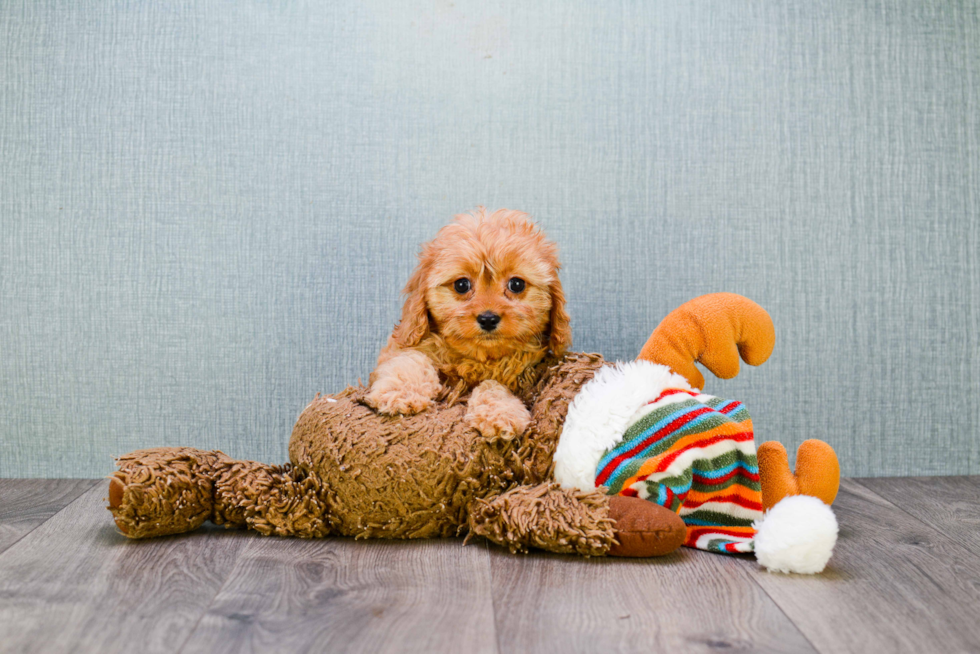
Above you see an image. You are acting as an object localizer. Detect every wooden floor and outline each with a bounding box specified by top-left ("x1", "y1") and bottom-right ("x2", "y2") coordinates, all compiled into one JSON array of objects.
[{"x1": 0, "y1": 478, "x2": 978, "y2": 653}]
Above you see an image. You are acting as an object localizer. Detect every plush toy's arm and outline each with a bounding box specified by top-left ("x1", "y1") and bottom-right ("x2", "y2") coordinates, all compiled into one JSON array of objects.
[
  {"x1": 467, "y1": 483, "x2": 615, "y2": 556},
  {"x1": 637, "y1": 292, "x2": 775, "y2": 390},
  {"x1": 467, "y1": 482, "x2": 686, "y2": 557}
]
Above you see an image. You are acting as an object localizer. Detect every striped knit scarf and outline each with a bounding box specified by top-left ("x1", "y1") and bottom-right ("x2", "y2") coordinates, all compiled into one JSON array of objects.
[{"x1": 595, "y1": 387, "x2": 762, "y2": 553}]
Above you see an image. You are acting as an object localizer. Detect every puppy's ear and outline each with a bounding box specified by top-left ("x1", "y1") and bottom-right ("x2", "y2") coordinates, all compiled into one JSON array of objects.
[
  {"x1": 547, "y1": 277, "x2": 572, "y2": 357},
  {"x1": 391, "y1": 258, "x2": 431, "y2": 348}
]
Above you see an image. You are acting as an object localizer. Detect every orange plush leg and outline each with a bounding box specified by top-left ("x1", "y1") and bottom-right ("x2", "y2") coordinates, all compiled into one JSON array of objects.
[{"x1": 757, "y1": 439, "x2": 840, "y2": 511}]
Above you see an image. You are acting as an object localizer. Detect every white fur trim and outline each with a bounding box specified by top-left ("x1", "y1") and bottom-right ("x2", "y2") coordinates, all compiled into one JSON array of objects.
[
  {"x1": 753, "y1": 495, "x2": 838, "y2": 574},
  {"x1": 552, "y1": 360, "x2": 694, "y2": 491}
]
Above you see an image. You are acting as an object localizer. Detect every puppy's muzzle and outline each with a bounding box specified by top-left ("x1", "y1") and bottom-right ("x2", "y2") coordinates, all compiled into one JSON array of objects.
[{"x1": 477, "y1": 312, "x2": 501, "y2": 332}]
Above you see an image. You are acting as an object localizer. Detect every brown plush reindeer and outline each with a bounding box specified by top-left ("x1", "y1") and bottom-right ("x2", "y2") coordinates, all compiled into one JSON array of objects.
[{"x1": 108, "y1": 293, "x2": 839, "y2": 569}]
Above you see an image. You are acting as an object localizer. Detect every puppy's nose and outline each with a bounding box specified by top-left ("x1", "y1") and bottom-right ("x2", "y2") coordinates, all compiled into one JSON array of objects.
[{"x1": 477, "y1": 311, "x2": 501, "y2": 332}]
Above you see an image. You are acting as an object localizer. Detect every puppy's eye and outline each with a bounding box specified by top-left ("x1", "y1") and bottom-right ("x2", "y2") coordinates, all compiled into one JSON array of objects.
[
  {"x1": 507, "y1": 277, "x2": 526, "y2": 293},
  {"x1": 453, "y1": 278, "x2": 471, "y2": 294}
]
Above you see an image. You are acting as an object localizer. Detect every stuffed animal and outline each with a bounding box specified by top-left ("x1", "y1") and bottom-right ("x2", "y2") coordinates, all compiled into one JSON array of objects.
[
  {"x1": 555, "y1": 293, "x2": 840, "y2": 573},
  {"x1": 108, "y1": 293, "x2": 840, "y2": 573}
]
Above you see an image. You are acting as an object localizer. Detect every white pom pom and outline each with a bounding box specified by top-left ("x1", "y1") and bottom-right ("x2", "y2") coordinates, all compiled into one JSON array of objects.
[{"x1": 753, "y1": 495, "x2": 838, "y2": 574}]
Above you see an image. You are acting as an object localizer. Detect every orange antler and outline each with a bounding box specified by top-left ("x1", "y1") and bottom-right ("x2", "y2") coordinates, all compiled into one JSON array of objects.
[{"x1": 637, "y1": 293, "x2": 776, "y2": 390}]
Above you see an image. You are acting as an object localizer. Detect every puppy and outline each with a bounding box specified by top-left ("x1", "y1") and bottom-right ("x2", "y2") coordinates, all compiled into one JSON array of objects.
[{"x1": 365, "y1": 208, "x2": 571, "y2": 440}]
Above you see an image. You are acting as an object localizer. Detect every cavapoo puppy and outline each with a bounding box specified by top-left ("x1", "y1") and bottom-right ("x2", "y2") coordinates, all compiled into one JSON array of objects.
[{"x1": 365, "y1": 208, "x2": 571, "y2": 440}]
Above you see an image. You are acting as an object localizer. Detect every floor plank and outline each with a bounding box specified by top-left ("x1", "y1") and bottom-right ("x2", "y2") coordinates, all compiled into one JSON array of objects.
[
  {"x1": 3, "y1": 477, "x2": 979, "y2": 653},
  {"x1": 488, "y1": 544, "x2": 816, "y2": 654},
  {"x1": 0, "y1": 479, "x2": 97, "y2": 554},
  {"x1": 0, "y1": 483, "x2": 249, "y2": 654},
  {"x1": 855, "y1": 476, "x2": 980, "y2": 558},
  {"x1": 742, "y1": 479, "x2": 980, "y2": 654},
  {"x1": 179, "y1": 536, "x2": 498, "y2": 654}
]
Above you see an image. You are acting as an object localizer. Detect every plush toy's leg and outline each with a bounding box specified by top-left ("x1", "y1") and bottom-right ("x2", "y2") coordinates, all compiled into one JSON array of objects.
[
  {"x1": 466, "y1": 483, "x2": 686, "y2": 557},
  {"x1": 108, "y1": 448, "x2": 225, "y2": 539},
  {"x1": 757, "y1": 439, "x2": 840, "y2": 511},
  {"x1": 108, "y1": 447, "x2": 334, "y2": 539}
]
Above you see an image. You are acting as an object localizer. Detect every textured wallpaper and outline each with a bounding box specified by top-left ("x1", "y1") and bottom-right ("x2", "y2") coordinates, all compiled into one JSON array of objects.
[{"x1": 1, "y1": 0, "x2": 978, "y2": 478}]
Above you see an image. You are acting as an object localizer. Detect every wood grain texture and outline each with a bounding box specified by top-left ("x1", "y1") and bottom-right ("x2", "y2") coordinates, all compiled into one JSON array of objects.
[
  {"x1": 488, "y1": 545, "x2": 816, "y2": 654},
  {"x1": 3, "y1": 478, "x2": 980, "y2": 653},
  {"x1": 0, "y1": 483, "x2": 248, "y2": 654},
  {"x1": 743, "y1": 479, "x2": 980, "y2": 654},
  {"x1": 0, "y1": 479, "x2": 96, "y2": 554},
  {"x1": 855, "y1": 476, "x2": 980, "y2": 558},
  {"x1": 179, "y1": 537, "x2": 497, "y2": 654}
]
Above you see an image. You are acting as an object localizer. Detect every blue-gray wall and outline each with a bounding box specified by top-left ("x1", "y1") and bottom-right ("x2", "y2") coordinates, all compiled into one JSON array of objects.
[{"x1": 2, "y1": 1, "x2": 978, "y2": 478}]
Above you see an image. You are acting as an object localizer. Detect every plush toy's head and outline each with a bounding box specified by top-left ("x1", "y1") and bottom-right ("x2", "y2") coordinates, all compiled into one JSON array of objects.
[{"x1": 391, "y1": 208, "x2": 572, "y2": 361}]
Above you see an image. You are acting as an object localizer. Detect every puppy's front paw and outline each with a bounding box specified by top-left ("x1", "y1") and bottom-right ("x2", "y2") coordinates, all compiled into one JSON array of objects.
[
  {"x1": 466, "y1": 380, "x2": 531, "y2": 441},
  {"x1": 366, "y1": 385, "x2": 434, "y2": 416},
  {"x1": 365, "y1": 350, "x2": 441, "y2": 416}
]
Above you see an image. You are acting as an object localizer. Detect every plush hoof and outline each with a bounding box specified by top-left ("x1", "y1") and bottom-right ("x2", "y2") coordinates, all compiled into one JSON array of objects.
[
  {"x1": 758, "y1": 439, "x2": 840, "y2": 511},
  {"x1": 607, "y1": 496, "x2": 687, "y2": 557},
  {"x1": 107, "y1": 476, "x2": 129, "y2": 535}
]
